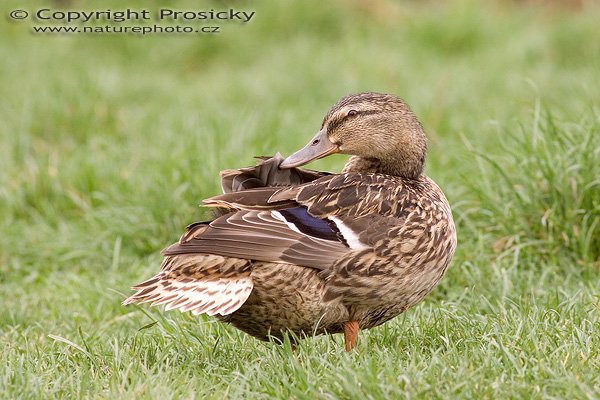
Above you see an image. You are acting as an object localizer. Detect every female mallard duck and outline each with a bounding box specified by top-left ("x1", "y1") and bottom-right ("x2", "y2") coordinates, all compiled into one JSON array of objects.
[{"x1": 124, "y1": 92, "x2": 457, "y2": 351}]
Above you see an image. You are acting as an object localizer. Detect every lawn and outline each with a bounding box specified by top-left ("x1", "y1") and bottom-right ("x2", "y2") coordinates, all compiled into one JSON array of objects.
[{"x1": 1, "y1": 0, "x2": 599, "y2": 398}]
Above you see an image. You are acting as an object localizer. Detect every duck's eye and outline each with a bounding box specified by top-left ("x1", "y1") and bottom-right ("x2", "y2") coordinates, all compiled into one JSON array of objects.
[{"x1": 347, "y1": 110, "x2": 358, "y2": 117}]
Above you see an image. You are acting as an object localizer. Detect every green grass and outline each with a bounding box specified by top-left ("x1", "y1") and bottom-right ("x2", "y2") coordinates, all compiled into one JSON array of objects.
[{"x1": 1, "y1": 0, "x2": 600, "y2": 398}]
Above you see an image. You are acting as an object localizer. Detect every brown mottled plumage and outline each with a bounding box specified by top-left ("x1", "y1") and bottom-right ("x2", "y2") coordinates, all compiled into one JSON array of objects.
[{"x1": 123, "y1": 92, "x2": 457, "y2": 351}]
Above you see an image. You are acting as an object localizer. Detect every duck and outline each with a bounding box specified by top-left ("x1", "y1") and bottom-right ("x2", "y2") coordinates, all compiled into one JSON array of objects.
[{"x1": 123, "y1": 92, "x2": 457, "y2": 351}]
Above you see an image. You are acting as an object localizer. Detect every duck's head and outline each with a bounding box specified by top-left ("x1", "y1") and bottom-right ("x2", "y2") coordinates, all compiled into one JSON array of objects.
[{"x1": 280, "y1": 92, "x2": 427, "y2": 179}]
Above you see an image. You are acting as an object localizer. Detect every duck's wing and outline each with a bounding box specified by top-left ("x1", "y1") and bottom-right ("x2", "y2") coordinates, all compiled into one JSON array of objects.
[
  {"x1": 162, "y1": 208, "x2": 351, "y2": 270},
  {"x1": 159, "y1": 154, "x2": 353, "y2": 270},
  {"x1": 206, "y1": 171, "x2": 409, "y2": 248},
  {"x1": 198, "y1": 171, "x2": 414, "y2": 272}
]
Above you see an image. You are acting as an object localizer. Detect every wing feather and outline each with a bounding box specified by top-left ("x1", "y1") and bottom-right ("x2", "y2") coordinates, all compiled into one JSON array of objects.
[{"x1": 163, "y1": 209, "x2": 351, "y2": 270}]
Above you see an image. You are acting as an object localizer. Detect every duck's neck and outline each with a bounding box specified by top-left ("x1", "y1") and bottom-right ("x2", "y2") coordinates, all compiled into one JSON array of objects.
[{"x1": 342, "y1": 155, "x2": 424, "y2": 179}]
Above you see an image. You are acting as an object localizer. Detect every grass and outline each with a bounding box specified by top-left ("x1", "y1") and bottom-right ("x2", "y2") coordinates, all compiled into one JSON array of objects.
[
  {"x1": 1, "y1": 0, "x2": 600, "y2": 398},
  {"x1": 465, "y1": 104, "x2": 600, "y2": 265}
]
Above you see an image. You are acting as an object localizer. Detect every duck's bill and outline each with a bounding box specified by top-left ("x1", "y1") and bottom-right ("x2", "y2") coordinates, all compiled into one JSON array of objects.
[{"x1": 279, "y1": 128, "x2": 339, "y2": 169}]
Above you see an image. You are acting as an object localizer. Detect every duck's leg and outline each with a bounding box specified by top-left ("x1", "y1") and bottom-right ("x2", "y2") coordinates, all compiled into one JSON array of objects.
[{"x1": 343, "y1": 320, "x2": 359, "y2": 351}]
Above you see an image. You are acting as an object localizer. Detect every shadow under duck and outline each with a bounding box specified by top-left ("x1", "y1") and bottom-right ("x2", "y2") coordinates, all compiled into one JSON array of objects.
[{"x1": 124, "y1": 92, "x2": 457, "y2": 351}]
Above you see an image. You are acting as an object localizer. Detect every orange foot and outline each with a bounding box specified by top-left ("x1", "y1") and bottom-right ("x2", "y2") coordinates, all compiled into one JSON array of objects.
[{"x1": 343, "y1": 320, "x2": 359, "y2": 352}]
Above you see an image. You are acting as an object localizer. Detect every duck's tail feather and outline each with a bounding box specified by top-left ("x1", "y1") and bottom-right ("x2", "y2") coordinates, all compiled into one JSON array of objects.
[{"x1": 122, "y1": 254, "x2": 253, "y2": 316}]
